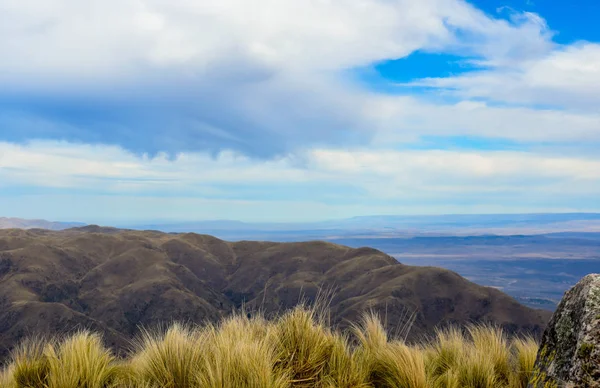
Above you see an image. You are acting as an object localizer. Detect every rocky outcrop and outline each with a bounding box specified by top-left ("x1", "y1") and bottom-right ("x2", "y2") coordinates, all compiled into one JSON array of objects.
[{"x1": 530, "y1": 274, "x2": 600, "y2": 387}]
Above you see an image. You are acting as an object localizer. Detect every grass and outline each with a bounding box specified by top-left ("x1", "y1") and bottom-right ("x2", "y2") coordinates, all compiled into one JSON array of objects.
[
  {"x1": 0, "y1": 306, "x2": 539, "y2": 388},
  {"x1": 2, "y1": 332, "x2": 123, "y2": 388}
]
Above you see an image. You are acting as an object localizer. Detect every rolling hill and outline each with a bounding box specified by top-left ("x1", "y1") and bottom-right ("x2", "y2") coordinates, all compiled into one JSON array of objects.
[{"x1": 0, "y1": 227, "x2": 551, "y2": 360}]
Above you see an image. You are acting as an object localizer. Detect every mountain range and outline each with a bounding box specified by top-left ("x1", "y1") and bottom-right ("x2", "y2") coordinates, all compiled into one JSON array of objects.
[
  {"x1": 0, "y1": 226, "x2": 551, "y2": 361},
  {"x1": 0, "y1": 217, "x2": 84, "y2": 231},
  {"x1": 124, "y1": 213, "x2": 600, "y2": 241},
  {"x1": 5, "y1": 213, "x2": 600, "y2": 239}
]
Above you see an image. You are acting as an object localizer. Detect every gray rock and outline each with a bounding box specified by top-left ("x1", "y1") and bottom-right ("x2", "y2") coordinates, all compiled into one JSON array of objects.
[{"x1": 530, "y1": 274, "x2": 600, "y2": 387}]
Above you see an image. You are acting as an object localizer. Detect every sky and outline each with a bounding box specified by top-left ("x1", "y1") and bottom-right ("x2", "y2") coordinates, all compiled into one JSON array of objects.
[{"x1": 1, "y1": 0, "x2": 600, "y2": 223}]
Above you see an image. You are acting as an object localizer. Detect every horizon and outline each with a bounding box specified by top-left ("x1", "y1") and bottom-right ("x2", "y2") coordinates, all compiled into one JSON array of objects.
[
  {"x1": 98, "y1": 211, "x2": 600, "y2": 227},
  {"x1": 2, "y1": 0, "x2": 600, "y2": 220},
  {"x1": 4, "y1": 211, "x2": 600, "y2": 228}
]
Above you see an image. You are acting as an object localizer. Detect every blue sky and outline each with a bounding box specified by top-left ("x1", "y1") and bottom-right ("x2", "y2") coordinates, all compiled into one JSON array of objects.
[{"x1": 1, "y1": 0, "x2": 600, "y2": 223}]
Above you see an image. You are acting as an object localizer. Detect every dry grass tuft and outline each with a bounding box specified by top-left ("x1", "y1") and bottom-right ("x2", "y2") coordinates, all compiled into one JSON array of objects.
[
  {"x1": 425, "y1": 327, "x2": 467, "y2": 385},
  {"x1": 320, "y1": 332, "x2": 370, "y2": 388},
  {"x1": 44, "y1": 331, "x2": 121, "y2": 388},
  {"x1": 468, "y1": 325, "x2": 511, "y2": 386},
  {"x1": 510, "y1": 337, "x2": 539, "y2": 388},
  {"x1": 4, "y1": 337, "x2": 51, "y2": 388},
  {"x1": 1, "y1": 307, "x2": 541, "y2": 388},
  {"x1": 129, "y1": 323, "x2": 204, "y2": 388},
  {"x1": 355, "y1": 313, "x2": 428, "y2": 388},
  {"x1": 197, "y1": 314, "x2": 289, "y2": 388},
  {"x1": 1, "y1": 331, "x2": 122, "y2": 388},
  {"x1": 425, "y1": 325, "x2": 538, "y2": 388},
  {"x1": 273, "y1": 307, "x2": 336, "y2": 386}
]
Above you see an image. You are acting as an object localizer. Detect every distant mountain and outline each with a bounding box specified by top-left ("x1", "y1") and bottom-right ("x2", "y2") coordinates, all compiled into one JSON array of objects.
[
  {"x1": 126, "y1": 213, "x2": 600, "y2": 241},
  {"x1": 0, "y1": 217, "x2": 85, "y2": 230},
  {"x1": 0, "y1": 227, "x2": 550, "y2": 360}
]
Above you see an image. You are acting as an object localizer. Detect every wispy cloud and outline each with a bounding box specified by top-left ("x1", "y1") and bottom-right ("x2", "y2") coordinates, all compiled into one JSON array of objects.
[
  {"x1": 408, "y1": 43, "x2": 600, "y2": 111},
  {"x1": 1, "y1": 141, "x2": 599, "y2": 221}
]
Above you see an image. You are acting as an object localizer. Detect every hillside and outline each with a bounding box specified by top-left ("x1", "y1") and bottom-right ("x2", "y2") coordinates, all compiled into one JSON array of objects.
[{"x1": 0, "y1": 227, "x2": 551, "y2": 360}]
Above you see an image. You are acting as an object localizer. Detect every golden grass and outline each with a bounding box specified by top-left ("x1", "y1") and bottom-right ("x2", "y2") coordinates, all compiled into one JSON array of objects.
[
  {"x1": 1, "y1": 331, "x2": 122, "y2": 388},
  {"x1": 510, "y1": 337, "x2": 539, "y2": 388},
  {"x1": 0, "y1": 307, "x2": 540, "y2": 388},
  {"x1": 129, "y1": 323, "x2": 205, "y2": 388},
  {"x1": 354, "y1": 314, "x2": 428, "y2": 388},
  {"x1": 197, "y1": 314, "x2": 288, "y2": 388},
  {"x1": 3, "y1": 337, "x2": 50, "y2": 388}
]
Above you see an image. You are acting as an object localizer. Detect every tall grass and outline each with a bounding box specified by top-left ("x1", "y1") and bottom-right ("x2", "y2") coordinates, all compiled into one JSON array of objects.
[
  {"x1": 1, "y1": 331, "x2": 122, "y2": 388},
  {"x1": 197, "y1": 314, "x2": 288, "y2": 388},
  {"x1": 129, "y1": 323, "x2": 207, "y2": 388},
  {"x1": 4, "y1": 337, "x2": 50, "y2": 388},
  {"x1": 510, "y1": 337, "x2": 539, "y2": 388},
  {"x1": 0, "y1": 306, "x2": 540, "y2": 388},
  {"x1": 354, "y1": 314, "x2": 428, "y2": 388}
]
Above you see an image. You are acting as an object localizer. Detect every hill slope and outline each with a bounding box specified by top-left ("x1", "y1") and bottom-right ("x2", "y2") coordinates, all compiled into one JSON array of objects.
[{"x1": 0, "y1": 227, "x2": 551, "y2": 360}]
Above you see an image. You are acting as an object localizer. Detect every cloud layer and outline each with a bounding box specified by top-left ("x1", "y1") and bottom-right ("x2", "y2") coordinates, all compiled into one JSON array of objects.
[
  {"x1": 1, "y1": 140, "x2": 599, "y2": 221},
  {"x1": 0, "y1": 0, "x2": 599, "y2": 220},
  {"x1": 0, "y1": 0, "x2": 559, "y2": 156}
]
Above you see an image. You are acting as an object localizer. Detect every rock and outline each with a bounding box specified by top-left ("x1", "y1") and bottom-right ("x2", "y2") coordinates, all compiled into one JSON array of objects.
[{"x1": 530, "y1": 274, "x2": 600, "y2": 387}]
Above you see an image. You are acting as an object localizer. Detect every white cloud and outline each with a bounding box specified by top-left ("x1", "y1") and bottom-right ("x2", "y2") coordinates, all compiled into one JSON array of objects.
[
  {"x1": 0, "y1": 141, "x2": 312, "y2": 190},
  {"x1": 1, "y1": 0, "x2": 600, "y2": 221},
  {"x1": 409, "y1": 43, "x2": 600, "y2": 111},
  {"x1": 308, "y1": 148, "x2": 600, "y2": 200},
  {"x1": 0, "y1": 0, "x2": 550, "y2": 82},
  {"x1": 1, "y1": 0, "x2": 590, "y2": 157},
  {"x1": 366, "y1": 96, "x2": 600, "y2": 144},
  {"x1": 2, "y1": 140, "x2": 600, "y2": 199}
]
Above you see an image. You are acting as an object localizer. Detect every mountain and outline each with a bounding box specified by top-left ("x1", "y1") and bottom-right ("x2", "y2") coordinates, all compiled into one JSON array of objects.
[
  {"x1": 0, "y1": 217, "x2": 85, "y2": 230},
  {"x1": 126, "y1": 213, "x2": 600, "y2": 241},
  {"x1": 0, "y1": 227, "x2": 551, "y2": 360}
]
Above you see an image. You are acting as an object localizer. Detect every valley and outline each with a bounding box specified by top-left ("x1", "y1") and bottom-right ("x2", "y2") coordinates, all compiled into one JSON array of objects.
[{"x1": 329, "y1": 234, "x2": 600, "y2": 310}]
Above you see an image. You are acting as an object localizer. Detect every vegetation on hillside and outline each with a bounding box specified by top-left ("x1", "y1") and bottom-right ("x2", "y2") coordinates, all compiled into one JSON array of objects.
[
  {"x1": 0, "y1": 305, "x2": 538, "y2": 388},
  {"x1": 0, "y1": 228, "x2": 550, "y2": 363}
]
